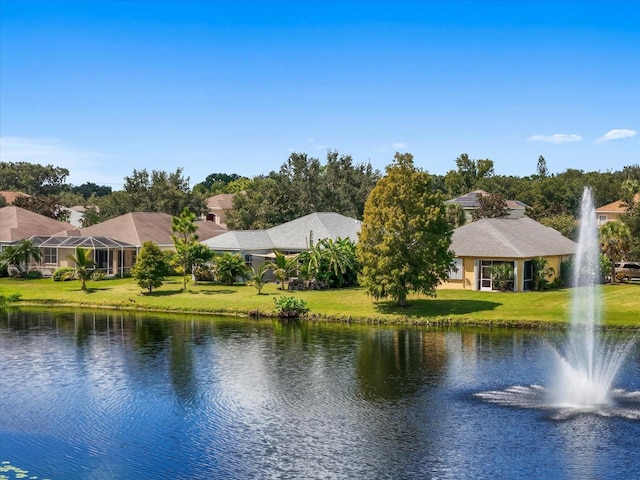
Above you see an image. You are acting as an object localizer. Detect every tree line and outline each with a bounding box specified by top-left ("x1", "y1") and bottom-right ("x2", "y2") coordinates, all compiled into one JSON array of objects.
[{"x1": 1, "y1": 153, "x2": 639, "y2": 249}]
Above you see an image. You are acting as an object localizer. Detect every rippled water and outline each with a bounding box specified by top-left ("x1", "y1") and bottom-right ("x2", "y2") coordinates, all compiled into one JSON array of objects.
[{"x1": 1, "y1": 309, "x2": 639, "y2": 479}]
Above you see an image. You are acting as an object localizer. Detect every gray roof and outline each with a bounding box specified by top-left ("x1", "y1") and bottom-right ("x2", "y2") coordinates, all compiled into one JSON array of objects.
[
  {"x1": 445, "y1": 189, "x2": 528, "y2": 210},
  {"x1": 202, "y1": 212, "x2": 362, "y2": 252},
  {"x1": 451, "y1": 217, "x2": 577, "y2": 258}
]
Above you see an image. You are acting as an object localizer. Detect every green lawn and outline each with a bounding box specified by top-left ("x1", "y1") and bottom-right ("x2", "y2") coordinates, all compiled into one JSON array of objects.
[{"x1": 1, "y1": 277, "x2": 639, "y2": 328}]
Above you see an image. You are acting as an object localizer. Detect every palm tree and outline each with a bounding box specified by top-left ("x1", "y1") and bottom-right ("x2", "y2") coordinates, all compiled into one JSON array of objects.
[
  {"x1": 267, "y1": 250, "x2": 298, "y2": 290},
  {"x1": 66, "y1": 247, "x2": 95, "y2": 291},
  {"x1": 250, "y1": 262, "x2": 271, "y2": 294},
  {"x1": 599, "y1": 222, "x2": 632, "y2": 282},
  {"x1": 213, "y1": 252, "x2": 250, "y2": 286},
  {"x1": 0, "y1": 239, "x2": 41, "y2": 276}
]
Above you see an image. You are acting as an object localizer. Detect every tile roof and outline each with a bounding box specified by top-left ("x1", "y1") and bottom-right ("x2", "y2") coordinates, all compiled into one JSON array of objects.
[
  {"x1": 596, "y1": 194, "x2": 640, "y2": 213},
  {"x1": 451, "y1": 217, "x2": 577, "y2": 258},
  {"x1": 202, "y1": 212, "x2": 362, "y2": 252},
  {"x1": 0, "y1": 191, "x2": 31, "y2": 204},
  {"x1": 207, "y1": 193, "x2": 235, "y2": 211},
  {"x1": 80, "y1": 212, "x2": 226, "y2": 247},
  {"x1": 0, "y1": 206, "x2": 75, "y2": 243}
]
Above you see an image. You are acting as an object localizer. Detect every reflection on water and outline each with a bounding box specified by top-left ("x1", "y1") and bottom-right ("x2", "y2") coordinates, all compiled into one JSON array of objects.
[{"x1": 1, "y1": 309, "x2": 639, "y2": 479}]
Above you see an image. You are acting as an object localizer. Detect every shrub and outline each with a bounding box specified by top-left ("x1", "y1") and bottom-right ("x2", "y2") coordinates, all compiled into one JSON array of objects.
[
  {"x1": 194, "y1": 264, "x2": 215, "y2": 282},
  {"x1": 0, "y1": 293, "x2": 21, "y2": 309},
  {"x1": 273, "y1": 296, "x2": 309, "y2": 318},
  {"x1": 92, "y1": 271, "x2": 107, "y2": 281},
  {"x1": 53, "y1": 267, "x2": 75, "y2": 282},
  {"x1": 25, "y1": 270, "x2": 43, "y2": 279}
]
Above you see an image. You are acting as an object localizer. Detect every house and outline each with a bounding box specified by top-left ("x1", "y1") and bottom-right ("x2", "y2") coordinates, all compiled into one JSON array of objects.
[
  {"x1": 444, "y1": 217, "x2": 577, "y2": 292},
  {"x1": 29, "y1": 235, "x2": 136, "y2": 276},
  {"x1": 205, "y1": 193, "x2": 235, "y2": 227},
  {"x1": 80, "y1": 212, "x2": 227, "y2": 251},
  {"x1": 1, "y1": 206, "x2": 137, "y2": 276},
  {"x1": 0, "y1": 206, "x2": 75, "y2": 250},
  {"x1": 0, "y1": 191, "x2": 31, "y2": 205},
  {"x1": 1, "y1": 208, "x2": 227, "y2": 276},
  {"x1": 595, "y1": 194, "x2": 639, "y2": 226},
  {"x1": 201, "y1": 212, "x2": 362, "y2": 271},
  {"x1": 445, "y1": 190, "x2": 528, "y2": 221}
]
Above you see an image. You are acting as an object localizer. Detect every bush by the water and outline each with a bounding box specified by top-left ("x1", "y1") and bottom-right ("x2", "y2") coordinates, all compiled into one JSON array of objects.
[{"x1": 273, "y1": 296, "x2": 309, "y2": 318}]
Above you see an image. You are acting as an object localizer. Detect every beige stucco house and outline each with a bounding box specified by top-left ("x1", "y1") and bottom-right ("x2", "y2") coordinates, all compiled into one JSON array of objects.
[
  {"x1": 444, "y1": 217, "x2": 577, "y2": 292},
  {"x1": 595, "y1": 194, "x2": 639, "y2": 227}
]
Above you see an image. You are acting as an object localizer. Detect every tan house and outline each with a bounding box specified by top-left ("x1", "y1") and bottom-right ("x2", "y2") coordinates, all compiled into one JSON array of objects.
[
  {"x1": 2, "y1": 208, "x2": 226, "y2": 276},
  {"x1": 205, "y1": 193, "x2": 235, "y2": 227},
  {"x1": 0, "y1": 206, "x2": 134, "y2": 276},
  {"x1": 444, "y1": 217, "x2": 577, "y2": 292},
  {"x1": 595, "y1": 194, "x2": 639, "y2": 227},
  {"x1": 1, "y1": 206, "x2": 75, "y2": 249}
]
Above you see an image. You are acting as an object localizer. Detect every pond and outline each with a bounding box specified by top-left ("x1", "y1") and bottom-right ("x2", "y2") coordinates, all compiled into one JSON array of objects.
[{"x1": 1, "y1": 309, "x2": 639, "y2": 479}]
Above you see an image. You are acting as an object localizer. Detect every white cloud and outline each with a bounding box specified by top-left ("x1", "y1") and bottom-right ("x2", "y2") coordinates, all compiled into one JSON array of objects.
[
  {"x1": 0, "y1": 136, "x2": 118, "y2": 186},
  {"x1": 528, "y1": 134, "x2": 582, "y2": 144},
  {"x1": 391, "y1": 142, "x2": 408, "y2": 149},
  {"x1": 595, "y1": 129, "x2": 637, "y2": 144}
]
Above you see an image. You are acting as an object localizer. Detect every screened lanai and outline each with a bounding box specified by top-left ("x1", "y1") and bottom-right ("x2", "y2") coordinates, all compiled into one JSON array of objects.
[{"x1": 29, "y1": 235, "x2": 136, "y2": 276}]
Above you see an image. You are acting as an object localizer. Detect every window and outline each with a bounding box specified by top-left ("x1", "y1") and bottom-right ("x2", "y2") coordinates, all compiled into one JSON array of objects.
[
  {"x1": 598, "y1": 215, "x2": 607, "y2": 226},
  {"x1": 449, "y1": 258, "x2": 463, "y2": 280},
  {"x1": 43, "y1": 248, "x2": 57, "y2": 264}
]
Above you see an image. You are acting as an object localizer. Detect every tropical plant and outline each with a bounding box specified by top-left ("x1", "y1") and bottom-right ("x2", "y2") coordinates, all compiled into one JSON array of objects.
[
  {"x1": 0, "y1": 239, "x2": 43, "y2": 277},
  {"x1": 532, "y1": 257, "x2": 555, "y2": 291},
  {"x1": 489, "y1": 262, "x2": 514, "y2": 292},
  {"x1": 65, "y1": 247, "x2": 95, "y2": 291},
  {"x1": 131, "y1": 241, "x2": 170, "y2": 293},
  {"x1": 250, "y1": 262, "x2": 272, "y2": 294},
  {"x1": 599, "y1": 221, "x2": 632, "y2": 283},
  {"x1": 212, "y1": 252, "x2": 251, "y2": 286},
  {"x1": 268, "y1": 250, "x2": 298, "y2": 290},
  {"x1": 273, "y1": 296, "x2": 309, "y2": 318},
  {"x1": 357, "y1": 153, "x2": 454, "y2": 306},
  {"x1": 0, "y1": 293, "x2": 21, "y2": 310}
]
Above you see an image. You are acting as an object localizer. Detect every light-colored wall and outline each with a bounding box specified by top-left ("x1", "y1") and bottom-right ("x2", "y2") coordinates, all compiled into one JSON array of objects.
[{"x1": 441, "y1": 255, "x2": 569, "y2": 292}]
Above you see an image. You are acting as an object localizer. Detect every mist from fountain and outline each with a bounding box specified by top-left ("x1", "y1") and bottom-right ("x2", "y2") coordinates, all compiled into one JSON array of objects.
[
  {"x1": 476, "y1": 187, "x2": 638, "y2": 419},
  {"x1": 549, "y1": 187, "x2": 632, "y2": 407}
]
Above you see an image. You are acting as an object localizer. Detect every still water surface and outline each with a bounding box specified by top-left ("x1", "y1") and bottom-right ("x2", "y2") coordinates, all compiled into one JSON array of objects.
[{"x1": 1, "y1": 309, "x2": 639, "y2": 479}]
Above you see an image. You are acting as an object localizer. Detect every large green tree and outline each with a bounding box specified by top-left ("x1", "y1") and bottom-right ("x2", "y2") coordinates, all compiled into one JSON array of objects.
[
  {"x1": 13, "y1": 195, "x2": 70, "y2": 221},
  {"x1": 95, "y1": 168, "x2": 207, "y2": 221},
  {"x1": 0, "y1": 161, "x2": 69, "y2": 195},
  {"x1": 171, "y1": 208, "x2": 200, "y2": 292},
  {"x1": 132, "y1": 241, "x2": 170, "y2": 292},
  {"x1": 226, "y1": 151, "x2": 380, "y2": 229},
  {"x1": 357, "y1": 153, "x2": 454, "y2": 306},
  {"x1": 444, "y1": 154, "x2": 494, "y2": 196}
]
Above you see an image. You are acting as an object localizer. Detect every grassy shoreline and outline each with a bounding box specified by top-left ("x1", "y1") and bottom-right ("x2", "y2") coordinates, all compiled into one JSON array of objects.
[{"x1": 1, "y1": 277, "x2": 640, "y2": 328}]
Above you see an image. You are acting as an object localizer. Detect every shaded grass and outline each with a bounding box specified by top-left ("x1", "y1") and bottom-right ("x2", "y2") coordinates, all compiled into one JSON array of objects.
[{"x1": 1, "y1": 277, "x2": 639, "y2": 328}]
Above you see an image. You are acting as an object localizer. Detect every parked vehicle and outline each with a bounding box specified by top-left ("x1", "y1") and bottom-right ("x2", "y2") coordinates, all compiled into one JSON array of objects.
[{"x1": 614, "y1": 262, "x2": 640, "y2": 282}]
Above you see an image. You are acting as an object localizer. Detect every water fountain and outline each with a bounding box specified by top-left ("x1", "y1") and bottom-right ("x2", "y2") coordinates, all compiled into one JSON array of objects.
[{"x1": 477, "y1": 187, "x2": 638, "y2": 418}]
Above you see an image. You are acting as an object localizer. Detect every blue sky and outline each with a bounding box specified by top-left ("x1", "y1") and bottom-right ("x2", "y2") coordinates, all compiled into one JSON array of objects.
[{"x1": 1, "y1": 0, "x2": 638, "y2": 188}]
